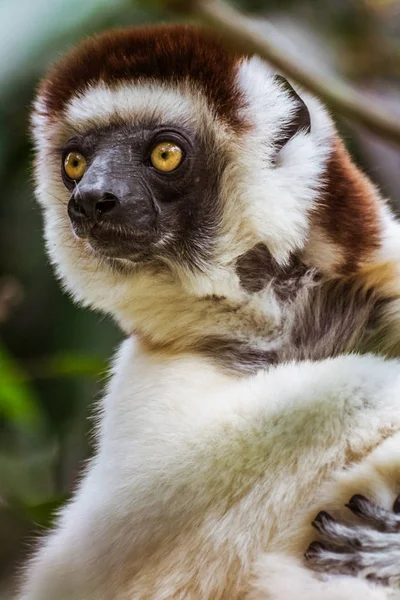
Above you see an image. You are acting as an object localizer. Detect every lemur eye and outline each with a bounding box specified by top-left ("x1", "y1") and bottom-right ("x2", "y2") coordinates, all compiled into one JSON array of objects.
[
  {"x1": 64, "y1": 151, "x2": 87, "y2": 181},
  {"x1": 150, "y1": 142, "x2": 183, "y2": 172}
]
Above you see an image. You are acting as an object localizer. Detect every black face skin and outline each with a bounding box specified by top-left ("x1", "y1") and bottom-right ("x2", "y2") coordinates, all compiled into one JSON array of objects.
[{"x1": 61, "y1": 123, "x2": 222, "y2": 269}]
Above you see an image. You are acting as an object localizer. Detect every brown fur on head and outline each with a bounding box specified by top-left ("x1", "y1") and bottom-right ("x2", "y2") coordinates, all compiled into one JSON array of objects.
[
  {"x1": 31, "y1": 24, "x2": 400, "y2": 373},
  {"x1": 37, "y1": 25, "x2": 246, "y2": 131}
]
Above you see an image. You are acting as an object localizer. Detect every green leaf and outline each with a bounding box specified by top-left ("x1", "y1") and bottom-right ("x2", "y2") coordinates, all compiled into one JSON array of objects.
[
  {"x1": 22, "y1": 495, "x2": 69, "y2": 528},
  {"x1": 0, "y1": 342, "x2": 40, "y2": 425},
  {"x1": 25, "y1": 354, "x2": 107, "y2": 380}
]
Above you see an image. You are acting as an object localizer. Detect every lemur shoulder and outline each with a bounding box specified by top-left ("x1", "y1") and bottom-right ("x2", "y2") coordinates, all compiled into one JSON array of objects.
[{"x1": 21, "y1": 24, "x2": 400, "y2": 600}]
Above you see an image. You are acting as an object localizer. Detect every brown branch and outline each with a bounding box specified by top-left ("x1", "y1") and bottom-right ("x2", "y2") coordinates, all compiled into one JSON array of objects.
[{"x1": 162, "y1": 0, "x2": 400, "y2": 146}]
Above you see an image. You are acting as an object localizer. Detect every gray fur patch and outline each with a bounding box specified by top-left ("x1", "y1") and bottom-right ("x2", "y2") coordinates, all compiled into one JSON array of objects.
[
  {"x1": 236, "y1": 244, "x2": 308, "y2": 297},
  {"x1": 199, "y1": 336, "x2": 278, "y2": 375},
  {"x1": 282, "y1": 279, "x2": 388, "y2": 362},
  {"x1": 202, "y1": 266, "x2": 389, "y2": 375}
]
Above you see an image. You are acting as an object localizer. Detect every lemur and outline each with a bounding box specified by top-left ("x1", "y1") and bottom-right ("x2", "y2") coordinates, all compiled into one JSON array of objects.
[{"x1": 20, "y1": 24, "x2": 400, "y2": 600}]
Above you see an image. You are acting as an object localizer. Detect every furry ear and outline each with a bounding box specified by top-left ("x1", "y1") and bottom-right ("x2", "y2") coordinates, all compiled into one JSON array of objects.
[{"x1": 274, "y1": 75, "x2": 311, "y2": 153}]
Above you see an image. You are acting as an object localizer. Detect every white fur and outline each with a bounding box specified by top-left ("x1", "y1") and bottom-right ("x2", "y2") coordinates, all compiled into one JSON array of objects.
[
  {"x1": 19, "y1": 345, "x2": 400, "y2": 599},
  {"x1": 64, "y1": 79, "x2": 231, "y2": 143},
  {"x1": 249, "y1": 554, "x2": 400, "y2": 600},
  {"x1": 23, "y1": 50, "x2": 400, "y2": 599},
  {"x1": 232, "y1": 57, "x2": 334, "y2": 265}
]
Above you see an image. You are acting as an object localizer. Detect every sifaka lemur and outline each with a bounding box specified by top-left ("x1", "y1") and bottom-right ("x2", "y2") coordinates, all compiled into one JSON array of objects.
[{"x1": 20, "y1": 24, "x2": 400, "y2": 600}]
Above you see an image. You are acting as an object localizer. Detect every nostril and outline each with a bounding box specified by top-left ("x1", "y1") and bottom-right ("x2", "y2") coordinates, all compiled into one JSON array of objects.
[
  {"x1": 72, "y1": 197, "x2": 87, "y2": 217},
  {"x1": 95, "y1": 193, "x2": 119, "y2": 216},
  {"x1": 96, "y1": 200, "x2": 117, "y2": 214}
]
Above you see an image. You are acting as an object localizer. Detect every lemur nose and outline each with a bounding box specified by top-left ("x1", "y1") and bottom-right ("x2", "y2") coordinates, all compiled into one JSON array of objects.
[{"x1": 68, "y1": 189, "x2": 120, "y2": 222}]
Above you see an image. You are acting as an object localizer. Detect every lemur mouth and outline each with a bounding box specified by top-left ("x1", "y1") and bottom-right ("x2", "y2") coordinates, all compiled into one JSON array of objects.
[{"x1": 72, "y1": 220, "x2": 159, "y2": 262}]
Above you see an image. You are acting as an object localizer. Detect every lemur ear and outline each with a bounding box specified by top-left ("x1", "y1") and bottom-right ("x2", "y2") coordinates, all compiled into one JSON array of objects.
[{"x1": 274, "y1": 75, "x2": 311, "y2": 154}]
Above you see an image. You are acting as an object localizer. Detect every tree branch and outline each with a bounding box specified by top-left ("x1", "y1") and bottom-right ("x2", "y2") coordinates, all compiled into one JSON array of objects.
[{"x1": 162, "y1": 0, "x2": 400, "y2": 146}]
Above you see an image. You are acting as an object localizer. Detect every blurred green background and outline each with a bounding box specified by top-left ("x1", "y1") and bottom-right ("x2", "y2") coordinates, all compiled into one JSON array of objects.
[{"x1": 0, "y1": 0, "x2": 399, "y2": 595}]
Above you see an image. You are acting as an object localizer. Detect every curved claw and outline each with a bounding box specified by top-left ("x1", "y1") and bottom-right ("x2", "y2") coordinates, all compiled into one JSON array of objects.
[{"x1": 346, "y1": 494, "x2": 400, "y2": 533}]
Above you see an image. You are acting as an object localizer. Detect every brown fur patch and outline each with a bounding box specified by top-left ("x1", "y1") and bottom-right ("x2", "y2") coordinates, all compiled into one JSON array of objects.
[
  {"x1": 357, "y1": 261, "x2": 397, "y2": 295},
  {"x1": 37, "y1": 24, "x2": 247, "y2": 131},
  {"x1": 315, "y1": 136, "x2": 381, "y2": 275}
]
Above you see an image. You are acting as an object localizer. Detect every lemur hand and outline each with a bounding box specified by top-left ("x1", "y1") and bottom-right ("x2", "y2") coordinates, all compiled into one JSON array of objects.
[{"x1": 305, "y1": 495, "x2": 400, "y2": 586}]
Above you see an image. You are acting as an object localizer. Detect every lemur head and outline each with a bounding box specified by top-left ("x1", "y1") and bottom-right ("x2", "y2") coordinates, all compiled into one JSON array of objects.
[{"x1": 32, "y1": 25, "x2": 384, "y2": 365}]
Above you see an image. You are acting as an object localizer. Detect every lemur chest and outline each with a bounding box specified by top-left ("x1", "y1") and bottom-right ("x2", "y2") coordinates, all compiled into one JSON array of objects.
[{"x1": 72, "y1": 348, "x2": 400, "y2": 600}]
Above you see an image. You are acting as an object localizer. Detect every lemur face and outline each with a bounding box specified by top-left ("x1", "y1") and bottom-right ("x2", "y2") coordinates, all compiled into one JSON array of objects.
[
  {"x1": 31, "y1": 25, "x2": 380, "y2": 325},
  {"x1": 61, "y1": 121, "x2": 221, "y2": 266}
]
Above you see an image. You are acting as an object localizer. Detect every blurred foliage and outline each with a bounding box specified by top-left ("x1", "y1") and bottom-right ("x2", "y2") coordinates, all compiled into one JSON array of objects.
[
  {"x1": 0, "y1": 342, "x2": 40, "y2": 425},
  {"x1": 0, "y1": 0, "x2": 399, "y2": 595}
]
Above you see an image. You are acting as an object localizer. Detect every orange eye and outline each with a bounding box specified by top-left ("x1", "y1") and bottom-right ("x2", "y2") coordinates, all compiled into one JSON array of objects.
[
  {"x1": 150, "y1": 142, "x2": 183, "y2": 172},
  {"x1": 64, "y1": 151, "x2": 87, "y2": 180}
]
